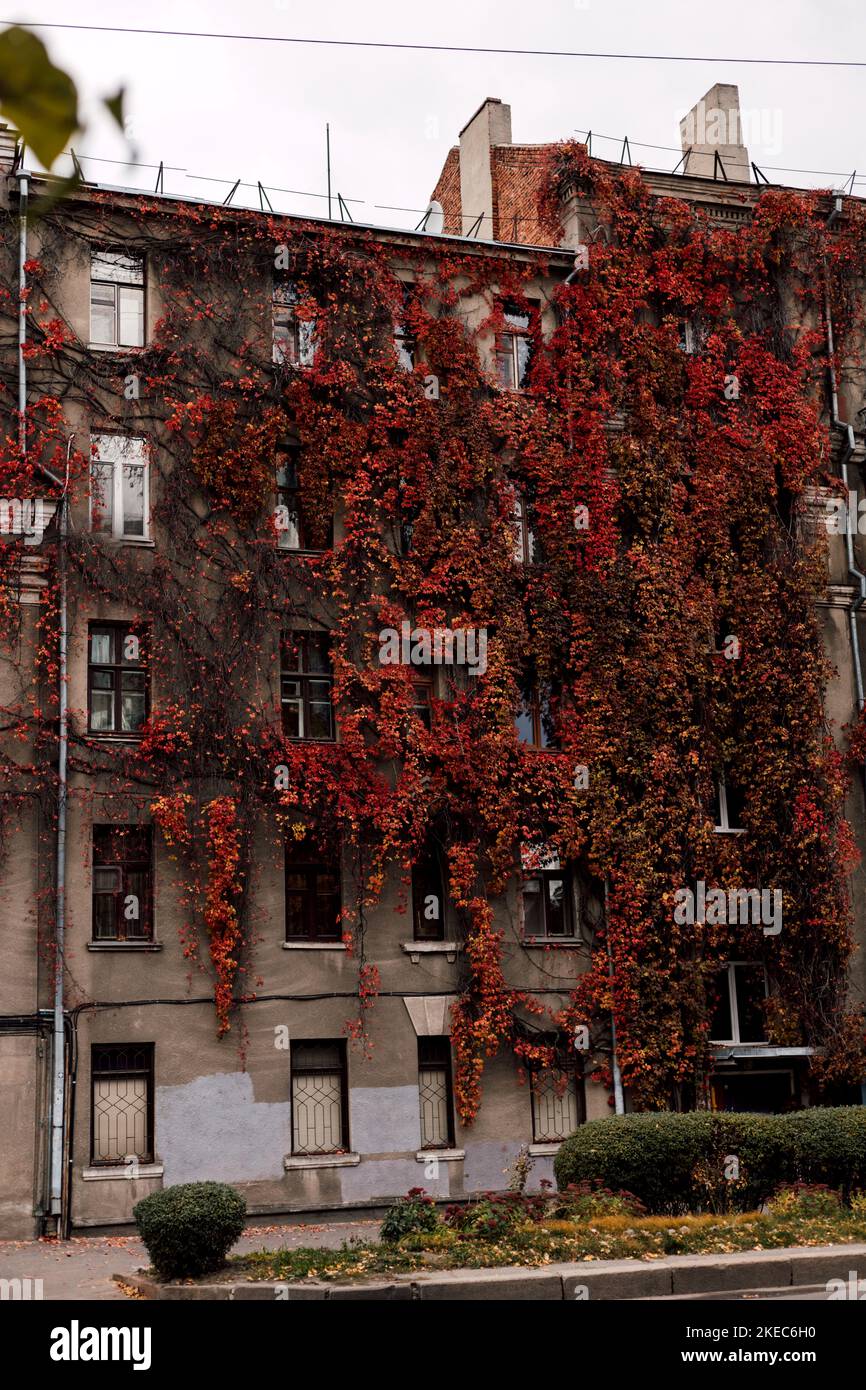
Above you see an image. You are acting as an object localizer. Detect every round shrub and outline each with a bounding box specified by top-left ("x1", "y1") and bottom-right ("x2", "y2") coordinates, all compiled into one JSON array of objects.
[
  {"x1": 767, "y1": 1183, "x2": 842, "y2": 1218},
  {"x1": 133, "y1": 1181, "x2": 247, "y2": 1280},
  {"x1": 783, "y1": 1106, "x2": 866, "y2": 1196},
  {"x1": 380, "y1": 1188, "x2": 440, "y2": 1242}
]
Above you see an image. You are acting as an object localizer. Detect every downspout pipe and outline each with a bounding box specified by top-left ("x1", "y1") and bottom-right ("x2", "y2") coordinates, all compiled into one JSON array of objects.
[
  {"x1": 824, "y1": 199, "x2": 866, "y2": 1107},
  {"x1": 824, "y1": 197, "x2": 866, "y2": 723},
  {"x1": 48, "y1": 439, "x2": 72, "y2": 1232},
  {"x1": 16, "y1": 170, "x2": 27, "y2": 457},
  {"x1": 603, "y1": 877, "x2": 626, "y2": 1115}
]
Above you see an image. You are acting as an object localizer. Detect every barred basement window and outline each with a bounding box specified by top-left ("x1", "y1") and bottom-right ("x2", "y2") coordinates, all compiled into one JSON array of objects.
[
  {"x1": 418, "y1": 1037, "x2": 455, "y2": 1149},
  {"x1": 90, "y1": 250, "x2": 145, "y2": 349},
  {"x1": 291, "y1": 1041, "x2": 348, "y2": 1154},
  {"x1": 92, "y1": 825, "x2": 153, "y2": 941},
  {"x1": 280, "y1": 632, "x2": 334, "y2": 741},
  {"x1": 530, "y1": 1065, "x2": 584, "y2": 1143},
  {"x1": 87, "y1": 623, "x2": 148, "y2": 736},
  {"x1": 91, "y1": 1044, "x2": 154, "y2": 1164}
]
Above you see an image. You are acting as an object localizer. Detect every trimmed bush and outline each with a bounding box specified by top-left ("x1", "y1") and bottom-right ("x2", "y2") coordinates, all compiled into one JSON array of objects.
[
  {"x1": 554, "y1": 1107, "x2": 866, "y2": 1214},
  {"x1": 133, "y1": 1181, "x2": 247, "y2": 1280}
]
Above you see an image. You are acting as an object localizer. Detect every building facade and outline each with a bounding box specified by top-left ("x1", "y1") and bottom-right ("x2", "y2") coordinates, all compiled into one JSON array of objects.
[{"x1": 2, "y1": 86, "x2": 866, "y2": 1238}]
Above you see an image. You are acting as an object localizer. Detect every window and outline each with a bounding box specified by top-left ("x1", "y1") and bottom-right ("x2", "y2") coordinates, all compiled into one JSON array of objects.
[
  {"x1": 530, "y1": 1063, "x2": 584, "y2": 1143},
  {"x1": 291, "y1": 1041, "x2": 348, "y2": 1154},
  {"x1": 90, "y1": 434, "x2": 149, "y2": 540},
  {"x1": 710, "y1": 963, "x2": 768, "y2": 1044},
  {"x1": 274, "y1": 447, "x2": 333, "y2": 552},
  {"x1": 496, "y1": 299, "x2": 536, "y2": 389},
  {"x1": 510, "y1": 484, "x2": 538, "y2": 564},
  {"x1": 412, "y1": 841, "x2": 446, "y2": 941},
  {"x1": 394, "y1": 282, "x2": 415, "y2": 370},
  {"x1": 90, "y1": 250, "x2": 144, "y2": 348},
  {"x1": 521, "y1": 850, "x2": 576, "y2": 939},
  {"x1": 273, "y1": 281, "x2": 315, "y2": 367},
  {"x1": 92, "y1": 825, "x2": 153, "y2": 941},
  {"x1": 280, "y1": 632, "x2": 334, "y2": 741},
  {"x1": 515, "y1": 680, "x2": 556, "y2": 749},
  {"x1": 714, "y1": 775, "x2": 745, "y2": 833},
  {"x1": 677, "y1": 319, "x2": 697, "y2": 354},
  {"x1": 88, "y1": 623, "x2": 148, "y2": 736},
  {"x1": 418, "y1": 1038, "x2": 455, "y2": 1149},
  {"x1": 91, "y1": 1044, "x2": 154, "y2": 1164},
  {"x1": 411, "y1": 676, "x2": 433, "y2": 730},
  {"x1": 285, "y1": 840, "x2": 341, "y2": 941}
]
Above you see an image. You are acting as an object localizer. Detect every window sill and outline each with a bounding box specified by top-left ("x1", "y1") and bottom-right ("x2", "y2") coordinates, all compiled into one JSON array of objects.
[
  {"x1": 87, "y1": 343, "x2": 146, "y2": 354},
  {"x1": 87, "y1": 941, "x2": 163, "y2": 952},
  {"x1": 401, "y1": 942, "x2": 461, "y2": 963},
  {"x1": 415, "y1": 1148, "x2": 464, "y2": 1163},
  {"x1": 522, "y1": 937, "x2": 582, "y2": 948},
  {"x1": 86, "y1": 735, "x2": 144, "y2": 745},
  {"x1": 528, "y1": 1142, "x2": 563, "y2": 1157},
  {"x1": 282, "y1": 941, "x2": 346, "y2": 951},
  {"x1": 82, "y1": 1162, "x2": 163, "y2": 1182},
  {"x1": 284, "y1": 1152, "x2": 360, "y2": 1171},
  {"x1": 713, "y1": 827, "x2": 747, "y2": 836}
]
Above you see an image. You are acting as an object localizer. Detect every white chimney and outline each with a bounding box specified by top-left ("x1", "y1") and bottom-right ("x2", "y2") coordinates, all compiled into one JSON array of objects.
[
  {"x1": 458, "y1": 97, "x2": 512, "y2": 237},
  {"x1": 679, "y1": 84, "x2": 750, "y2": 183}
]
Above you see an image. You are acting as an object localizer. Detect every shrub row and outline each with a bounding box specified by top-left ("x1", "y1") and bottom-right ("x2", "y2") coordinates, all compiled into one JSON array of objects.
[{"x1": 553, "y1": 1107, "x2": 866, "y2": 1213}]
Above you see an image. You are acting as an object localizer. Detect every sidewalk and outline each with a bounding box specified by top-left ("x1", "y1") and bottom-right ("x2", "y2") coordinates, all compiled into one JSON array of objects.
[{"x1": 0, "y1": 1218, "x2": 380, "y2": 1301}]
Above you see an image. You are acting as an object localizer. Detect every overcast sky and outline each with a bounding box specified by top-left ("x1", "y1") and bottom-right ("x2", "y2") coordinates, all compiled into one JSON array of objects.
[{"x1": 7, "y1": 0, "x2": 866, "y2": 229}]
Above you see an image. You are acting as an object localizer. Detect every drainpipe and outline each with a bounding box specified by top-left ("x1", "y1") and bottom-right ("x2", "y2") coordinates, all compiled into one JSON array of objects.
[
  {"x1": 16, "y1": 170, "x2": 27, "y2": 455},
  {"x1": 824, "y1": 197, "x2": 866, "y2": 723},
  {"x1": 604, "y1": 877, "x2": 626, "y2": 1114},
  {"x1": 825, "y1": 199, "x2": 866, "y2": 1107},
  {"x1": 48, "y1": 439, "x2": 72, "y2": 1232}
]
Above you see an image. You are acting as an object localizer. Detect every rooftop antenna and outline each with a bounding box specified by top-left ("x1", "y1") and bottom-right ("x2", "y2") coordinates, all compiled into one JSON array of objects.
[{"x1": 326, "y1": 123, "x2": 332, "y2": 220}]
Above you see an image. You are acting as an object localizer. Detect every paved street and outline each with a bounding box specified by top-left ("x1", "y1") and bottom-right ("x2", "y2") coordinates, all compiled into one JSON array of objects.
[{"x1": 0, "y1": 1219, "x2": 380, "y2": 1301}]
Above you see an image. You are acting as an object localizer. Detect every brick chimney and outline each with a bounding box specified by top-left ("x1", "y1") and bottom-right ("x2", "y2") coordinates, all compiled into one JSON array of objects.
[
  {"x1": 458, "y1": 97, "x2": 512, "y2": 237},
  {"x1": 679, "y1": 84, "x2": 750, "y2": 183}
]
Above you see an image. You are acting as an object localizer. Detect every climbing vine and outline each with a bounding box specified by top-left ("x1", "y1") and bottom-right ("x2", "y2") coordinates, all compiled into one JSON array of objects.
[{"x1": 2, "y1": 146, "x2": 866, "y2": 1120}]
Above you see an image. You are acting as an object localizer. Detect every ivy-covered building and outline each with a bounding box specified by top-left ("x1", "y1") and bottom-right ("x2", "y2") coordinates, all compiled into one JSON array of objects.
[{"x1": 1, "y1": 83, "x2": 866, "y2": 1239}]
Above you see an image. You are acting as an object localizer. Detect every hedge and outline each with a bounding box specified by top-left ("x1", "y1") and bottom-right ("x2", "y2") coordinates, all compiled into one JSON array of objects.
[
  {"x1": 133, "y1": 1181, "x2": 247, "y2": 1280},
  {"x1": 553, "y1": 1107, "x2": 866, "y2": 1213}
]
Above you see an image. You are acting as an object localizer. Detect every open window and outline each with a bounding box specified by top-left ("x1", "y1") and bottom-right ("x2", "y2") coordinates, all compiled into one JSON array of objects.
[
  {"x1": 273, "y1": 280, "x2": 316, "y2": 367},
  {"x1": 515, "y1": 676, "x2": 557, "y2": 749},
  {"x1": 714, "y1": 774, "x2": 746, "y2": 833},
  {"x1": 90, "y1": 433, "x2": 149, "y2": 541},
  {"x1": 274, "y1": 445, "x2": 333, "y2": 552},
  {"x1": 90, "y1": 250, "x2": 145, "y2": 349},
  {"x1": 709, "y1": 962, "x2": 768, "y2": 1044},
  {"x1": 496, "y1": 298, "x2": 538, "y2": 389}
]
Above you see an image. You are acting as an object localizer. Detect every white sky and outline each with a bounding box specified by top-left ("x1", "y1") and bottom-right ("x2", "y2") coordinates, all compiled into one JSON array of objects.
[{"x1": 7, "y1": 0, "x2": 866, "y2": 229}]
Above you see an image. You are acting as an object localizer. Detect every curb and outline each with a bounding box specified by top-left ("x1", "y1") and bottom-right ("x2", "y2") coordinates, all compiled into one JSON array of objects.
[{"x1": 116, "y1": 1242, "x2": 866, "y2": 1301}]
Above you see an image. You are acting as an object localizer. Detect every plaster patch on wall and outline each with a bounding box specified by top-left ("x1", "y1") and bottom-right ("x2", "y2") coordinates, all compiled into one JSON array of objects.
[
  {"x1": 156, "y1": 1072, "x2": 290, "y2": 1184},
  {"x1": 340, "y1": 1157, "x2": 424, "y2": 1203},
  {"x1": 463, "y1": 1141, "x2": 554, "y2": 1192},
  {"x1": 349, "y1": 1085, "x2": 421, "y2": 1154}
]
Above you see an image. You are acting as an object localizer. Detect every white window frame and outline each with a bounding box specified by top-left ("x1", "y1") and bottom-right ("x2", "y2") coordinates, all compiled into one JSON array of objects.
[
  {"x1": 273, "y1": 281, "x2": 316, "y2": 368},
  {"x1": 714, "y1": 776, "x2": 745, "y2": 834},
  {"x1": 710, "y1": 962, "x2": 769, "y2": 1045},
  {"x1": 90, "y1": 434, "x2": 150, "y2": 541},
  {"x1": 90, "y1": 250, "x2": 145, "y2": 349}
]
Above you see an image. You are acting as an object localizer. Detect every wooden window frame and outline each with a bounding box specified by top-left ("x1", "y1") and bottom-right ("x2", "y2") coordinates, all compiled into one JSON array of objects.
[
  {"x1": 280, "y1": 632, "x2": 335, "y2": 742},
  {"x1": 89, "y1": 432, "x2": 150, "y2": 541},
  {"x1": 412, "y1": 841, "x2": 447, "y2": 942},
  {"x1": 92, "y1": 824, "x2": 154, "y2": 941},
  {"x1": 521, "y1": 862, "x2": 577, "y2": 941},
  {"x1": 275, "y1": 447, "x2": 333, "y2": 553},
  {"x1": 87, "y1": 622, "x2": 149, "y2": 737},
  {"x1": 89, "y1": 250, "x2": 146, "y2": 349},
  {"x1": 285, "y1": 841, "x2": 342, "y2": 941}
]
